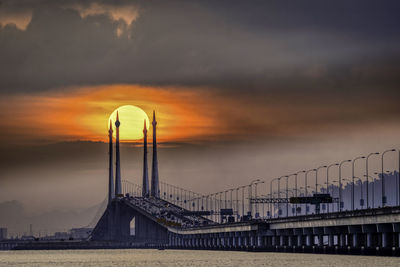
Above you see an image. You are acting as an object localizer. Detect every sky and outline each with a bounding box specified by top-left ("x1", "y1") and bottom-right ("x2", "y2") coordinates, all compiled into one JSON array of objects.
[{"x1": 1, "y1": 0, "x2": 400, "y2": 235}]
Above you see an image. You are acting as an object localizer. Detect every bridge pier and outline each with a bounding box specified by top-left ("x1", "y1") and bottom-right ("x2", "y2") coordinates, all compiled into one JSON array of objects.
[{"x1": 378, "y1": 223, "x2": 393, "y2": 248}]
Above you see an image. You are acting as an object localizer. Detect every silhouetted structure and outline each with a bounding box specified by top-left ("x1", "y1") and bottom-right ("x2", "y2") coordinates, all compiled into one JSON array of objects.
[
  {"x1": 151, "y1": 111, "x2": 160, "y2": 198},
  {"x1": 115, "y1": 111, "x2": 122, "y2": 197},
  {"x1": 142, "y1": 120, "x2": 149, "y2": 197},
  {"x1": 108, "y1": 120, "x2": 114, "y2": 204}
]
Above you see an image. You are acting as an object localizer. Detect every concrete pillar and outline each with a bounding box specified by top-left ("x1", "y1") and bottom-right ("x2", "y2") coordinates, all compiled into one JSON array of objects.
[
  {"x1": 280, "y1": 235, "x2": 284, "y2": 246},
  {"x1": 352, "y1": 234, "x2": 358, "y2": 248},
  {"x1": 288, "y1": 236, "x2": 292, "y2": 247},
  {"x1": 366, "y1": 233, "x2": 372, "y2": 248},
  {"x1": 306, "y1": 235, "x2": 312, "y2": 246},
  {"x1": 382, "y1": 232, "x2": 388, "y2": 248},
  {"x1": 297, "y1": 235, "x2": 302, "y2": 246},
  {"x1": 318, "y1": 235, "x2": 323, "y2": 247},
  {"x1": 328, "y1": 235, "x2": 334, "y2": 247},
  {"x1": 257, "y1": 236, "x2": 262, "y2": 247},
  {"x1": 340, "y1": 234, "x2": 346, "y2": 247},
  {"x1": 398, "y1": 233, "x2": 400, "y2": 248},
  {"x1": 272, "y1": 236, "x2": 276, "y2": 246}
]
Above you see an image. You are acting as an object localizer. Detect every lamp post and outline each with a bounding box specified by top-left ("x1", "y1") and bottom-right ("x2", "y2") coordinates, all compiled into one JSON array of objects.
[
  {"x1": 354, "y1": 176, "x2": 364, "y2": 209},
  {"x1": 332, "y1": 180, "x2": 341, "y2": 212},
  {"x1": 224, "y1": 190, "x2": 228, "y2": 209},
  {"x1": 230, "y1": 189, "x2": 234, "y2": 211},
  {"x1": 281, "y1": 176, "x2": 289, "y2": 217},
  {"x1": 344, "y1": 177, "x2": 363, "y2": 209},
  {"x1": 339, "y1": 160, "x2": 352, "y2": 212},
  {"x1": 292, "y1": 171, "x2": 305, "y2": 216},
  {"x1": 235, "y1": 188, "x2": 239, "y2": 218},
  {"x1": 327, "y1": 163, "x2": 339, "y2": 213},
  {"x1": 382, "y1": 149, "x2": 396, "y2": 207},
  {"x1": 241, "y1": 186, "x2": 246, "y2": 218},
  {"x1": 270, "y1": 178, "x2": 280, "y2": 218},
  {"x1": 316, "y1": 166, "x2": 327, "y2": 194},
  {"x1": 254, "y1": 181, "x2": 264, "y2": 217},
  {"x1": 249, "y1": 179, "x2": 261, "y2": 217},
  {"x1": 352, "y1": 156, "x2": 366, "y2": 211},
  {"x1": 366, "y1": 152, "x2": 379, "y2": 209},
  {"x1": 305, "y1": 169, "x2": 316, "y2": 215}
]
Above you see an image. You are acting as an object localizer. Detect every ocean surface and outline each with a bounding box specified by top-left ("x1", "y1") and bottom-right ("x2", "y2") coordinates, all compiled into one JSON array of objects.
[{"x1": 0, "y1": 249, "x2": 399, "y2": 266}]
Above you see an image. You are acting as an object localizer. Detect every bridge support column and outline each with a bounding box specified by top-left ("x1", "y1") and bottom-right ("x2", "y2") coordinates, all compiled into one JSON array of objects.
[
  {"x1": 318, "y1": 235, "x2": 323, "y2": 247},
  {"x1": 280, "y1": 235, "x2": 284, "y2": 247},
  {"x1": 352, "y1": 234, "x2": 358, "y2": 248},
  {"x1": 397, "y1": 233, "x2": 400, "y2": 248},
  {"x1": 257, "y1": 235, "x2": 262, "y2": 247},
  {"x1": 382, "y1": 233, "x2": 388, "y2": 248},
  {"x1": 378, "y1": 223, "x2": 393, "y2": 248},
  {"x1": 293, "y1": 229, "x2": 303, "y2": 247},
  {"x1": 313, "y1": 227, "x2": 324, "y2": 247},
  {"x1": 306, "y1": 235, "x2": 313, "y2": 246},
  {"x1": 297, "y1": 235, "x2": 302, "y2": 247},
  {"x1": 362, "y1": 224, "x2": 377, "y2": 248},
  {"x1": 339, "y1": 234, "x2": 346, "y2": 247},
  {"x1": 328, "y1": 235, "x2": 334, "y2": 247},
  {"x1": 304, "y1": 228, "x2": 313, "y2": 247},
  {"x1": 366, "y1": 233, "x2": 372, "y2": 248}
]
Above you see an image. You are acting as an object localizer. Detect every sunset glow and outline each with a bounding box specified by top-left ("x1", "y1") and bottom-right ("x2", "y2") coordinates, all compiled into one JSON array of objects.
[
  {"x1": 0, "y1": 85, "x2": 224, "y2": 144},
  {"x1": 108, "y1": 105, "x2": 150, "y2": 141}
]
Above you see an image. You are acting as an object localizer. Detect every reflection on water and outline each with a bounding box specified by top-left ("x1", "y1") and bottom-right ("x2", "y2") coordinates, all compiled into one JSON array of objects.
[{"x1": 0, "y1": 249, "x2": 398, "y2": 267}]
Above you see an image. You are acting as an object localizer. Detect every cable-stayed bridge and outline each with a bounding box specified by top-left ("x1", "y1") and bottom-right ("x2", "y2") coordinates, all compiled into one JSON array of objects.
[
  {"x1": 7, "y1": 113, "x2": 400, "y2": 254},
  {"x1": 83, "y1": 146, "x2": 400, "y2": 256},
  {"x1": 80, "y1": 113, "x2": 400, "y2": 255}
]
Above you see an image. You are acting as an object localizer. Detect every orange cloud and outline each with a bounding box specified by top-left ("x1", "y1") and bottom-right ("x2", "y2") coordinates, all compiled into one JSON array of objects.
[
  {"x1": 0, "y1": 85, "x2": 227, "y2": 144},
  {"x1": 2, "y1": 84, "x2": 398, "y2": 146}
]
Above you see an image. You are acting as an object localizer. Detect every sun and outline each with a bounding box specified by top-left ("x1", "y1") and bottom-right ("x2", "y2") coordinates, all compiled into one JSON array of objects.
[{"x1": 108, "y1": 105, "x2": 150, "y2": 141}]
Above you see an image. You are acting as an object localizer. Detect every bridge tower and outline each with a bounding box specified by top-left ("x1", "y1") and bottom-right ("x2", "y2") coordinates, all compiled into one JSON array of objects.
[
  {"x1": 108, "y1": 120, "x2": 114, "y2": 204},
  {"x1": 151, "y1": 110, "x2": 160, "y2": 198},
  {"x1": 142, "y1": 119, "x2": 149, "y2": 197},
  {"x1": 115, "y1": 111, "x2": 122, "y2": 197}
]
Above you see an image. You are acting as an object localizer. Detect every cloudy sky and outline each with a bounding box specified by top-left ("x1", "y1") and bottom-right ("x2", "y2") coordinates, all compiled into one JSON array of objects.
[{"x1": 1, "y1": 0, "x2": 400, "y2": 235}]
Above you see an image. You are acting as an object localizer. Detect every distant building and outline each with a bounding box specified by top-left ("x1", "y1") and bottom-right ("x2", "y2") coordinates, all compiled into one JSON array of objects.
[
  {"x1": 54, "y1": 232, "x2": 70, "y2": 240},
  {"x1": 70, "y1": 228, "x2": 92, "y2": 239},
  {"x1": 0, "y1": 228, "x2": 7, "y2": 240},
  {"x1": 20, "y1": 235, "x2": 34, "y2": 241}
]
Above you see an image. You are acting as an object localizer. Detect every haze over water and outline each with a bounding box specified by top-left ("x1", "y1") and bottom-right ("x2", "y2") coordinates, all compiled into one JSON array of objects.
[{"x1": 0, "y1": 250, "x2": 398, "y2": 267}]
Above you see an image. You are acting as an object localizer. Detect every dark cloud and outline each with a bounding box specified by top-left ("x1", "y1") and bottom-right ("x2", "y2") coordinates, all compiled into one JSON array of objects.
[{"x1": 0, "y1": 0, "x2": 399, "y2": 93}]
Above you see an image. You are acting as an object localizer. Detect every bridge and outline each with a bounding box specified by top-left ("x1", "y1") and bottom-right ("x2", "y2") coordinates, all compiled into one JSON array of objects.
[
  {"x1": 4, "y1": 112, "x2": 400, "y2": 256},
  {"x1": 86, "y1": 112, "x2": 400, "y2": 255},
  {"x1": 87, "y1": 180, "x2": 400, "y2": 255}
]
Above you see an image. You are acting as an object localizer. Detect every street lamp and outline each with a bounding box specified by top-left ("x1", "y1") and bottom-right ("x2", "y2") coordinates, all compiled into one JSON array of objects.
[
  {"x1": 354, "y1": 176, "x2": 364, "y2": 209},
  {"x1": 366, "y1": 152, "x2": 379, "y2": 209},
  {"x1": 241, "y1": 186, "x2": 246, "y2": 218},
  {"x1": 291, "y1": 171, "x2": 305, "y2": 216},
  {"x1": 352, "y1": 156, "x2": 366, "y2": 210},
  {"x1": 249, "y1": 179, "x2": 261, "y2": 217},
  {"x1": 316, "y1": 166, "x2": 327, "y2": 194},
  {"x1": 382, "y1": 149, "x2": 396, "y2": 207},
  {"x1": 254, "y1": 181, "x2": 264, "y2": 217},
  {"x1": 339, "y1": 160, "x2": 352, "y2": 212},
  {"x1": 305, "y1": 169, "x2": 316, "y2": 215},
  {"x1": 284, "y1": 176, "x2": 290, "y2": 217},
  {"x1": 344, "y1": 177, "x2": 364, "y2": 209},
  {"x1": 327, "y1": 163, "x2": 339, "y2": 213},
  {"x1": 270, "y1": 178, "x2": 280, "y2": 218}
]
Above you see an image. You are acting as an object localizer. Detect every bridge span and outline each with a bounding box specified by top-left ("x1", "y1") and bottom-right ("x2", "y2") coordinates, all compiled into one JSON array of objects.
[{"x1": 86, "y1": 195, "x2": 400, "y2": 256}]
